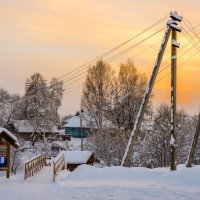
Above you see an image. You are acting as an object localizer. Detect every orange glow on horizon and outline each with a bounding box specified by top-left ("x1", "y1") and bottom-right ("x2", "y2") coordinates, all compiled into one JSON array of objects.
[{"x1": 0, "y1": 0, "x2": 200, "y2": 115}]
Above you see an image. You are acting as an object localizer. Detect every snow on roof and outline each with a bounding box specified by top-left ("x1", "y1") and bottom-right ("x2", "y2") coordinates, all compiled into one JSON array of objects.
[
  {"x1": 13, "y1": 120, "x2": 59, "y2": 133},
  {"x1": 0, "y1": 127, "x2": 19, "y2": 148},
  {"x1": 63, "y1": 116, "x2": 88, "y2": 128},
  {"x1": 63, "y1": 113, "x2": 114, "y2": 129},
  {"x1": 60, "y1": 151, "x2": 93, "y2": 164}
]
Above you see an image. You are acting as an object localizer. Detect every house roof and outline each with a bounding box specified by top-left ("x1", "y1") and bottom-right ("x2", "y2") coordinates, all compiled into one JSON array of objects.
[
  {"x1": 63, "y1": 113, "x2": 114, "y2": 129},
  {"x1": 63, "y1": 116, "x2": 89, "y2": 128},
  {"x1": 13, "y1": 120, "x2": 59, "y2": 133},
  {"x1": 59, "y1": 150, "x2": 93, "y2": 164},
  {"x1": 0, "y1": 128, "x2": 19, "y2": 148}
]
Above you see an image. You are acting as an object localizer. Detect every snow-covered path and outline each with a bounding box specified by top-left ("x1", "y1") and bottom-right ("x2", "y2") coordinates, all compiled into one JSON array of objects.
[
  {"x1": 0, "y1": 165, "x2": 200, "y2": 200},
  {"x1": 26, "y1": 166, "x2": 53, "y2": 184}
]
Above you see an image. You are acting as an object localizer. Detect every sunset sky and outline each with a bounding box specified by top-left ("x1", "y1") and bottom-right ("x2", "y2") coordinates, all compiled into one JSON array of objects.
[{"x1": 0, "y1": 0, "x2": 200, "y2": 116}]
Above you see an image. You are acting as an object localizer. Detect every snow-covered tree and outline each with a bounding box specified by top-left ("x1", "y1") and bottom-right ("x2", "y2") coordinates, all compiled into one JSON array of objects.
[
  {"x1": 87, "y1": 128, "x2": 130, "y2": 166},
  {"x1": 139, "y1": 104, "x2": 170, "y2": 168},
  {"x1": 137, "y1": 104, "x2": 196, "y2": 168},
  {"x1": 22, "y1": 73, "x2": 64, "y2": 146},
  {"x1": 0, "y1": 88, "x2": 22, "y2": 126},
  {"x1": 176, "y1": 110, "x2": 195, "y2": 164}
]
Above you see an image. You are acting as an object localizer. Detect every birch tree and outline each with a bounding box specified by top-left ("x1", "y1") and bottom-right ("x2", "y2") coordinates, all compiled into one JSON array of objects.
[
  {"x1": 81, "y1": 60, "x2": 114, "y2": 131},
  {"x1": 105, "y1": 59, "x2": 151, "y2": 130}
]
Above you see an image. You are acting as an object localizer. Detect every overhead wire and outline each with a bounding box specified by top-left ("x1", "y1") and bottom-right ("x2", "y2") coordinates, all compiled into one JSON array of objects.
[
  {"x1": 62, "y1": 27, "x2": 165, "y2": 84},
  {"x1": 64, "y1": 21, "x2": 198, "y2": 88},
  {"x1": 154, "y1": 24, "x2": 200, "y2": 82},
  {"x1": 57, "y1": 13, "x2": 169, "y2": 81},
  {"x1": 63, "y1": 22, "x2": 200, "y2": 95},
  {"x1": 155, "y1": 28, "x2": 200, "y2": 84},
  {"x1": 64, "y1": 18, "x2": 200, "y2": 96},
  {"x1": 62, "y1": 27, "x2": 166, "y2": 87},
  {"x1": 182, "y1": 29, "x2": 200, "y2": 52},
  {"x1": 182, "y1": 19, "x2": 200, "y2": 41},
  {"x1": 155, "y1": 48, "x2": 200, "y2": 84},
  {"x1": 112, "y1": 21, "x2": 200, "y2": 105},
  {"x1": 104, "y1": 27, "x2": 165, "y2": 63},
  {"x1": 64, "y1": 37, "x2": 164, "y2": 94},
  {"x1": 22, "y1": 14, "x2": 169, "y2": 97}
]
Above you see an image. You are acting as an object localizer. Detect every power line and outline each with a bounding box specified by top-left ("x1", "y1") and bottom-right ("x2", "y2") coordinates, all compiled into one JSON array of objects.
[
  {"x1": 62, "y1": 27, "x2": 165, "y2": 87},
  {"x1": 182, "y1": 19, "x2": 200, "y2": 41},
  {"x1": 65, "y1": 22, "x2": 198, "y2": 87},
  {"x1": 63, "y1": 37, "x2": 163, "y2": 94},
  {"x1": 57, "y1": 14, "x2": 169, "y2": 81},
  {"x1": 63, "y1": 26, "x2": 200, "y2": 94},
  {"x1": 23, "y1": 18, "x2": 167, "y2": 97},
  {"x1": 155, "y1": 48, "x2": 200, "y2": 84},
  {"x1": 104, "y1": 27, "x2": 165, "y2": 63},
  {"x1": 62, "y1": 18, "x2": 200, "y2": 97},
  {"x1": 24, "y1": 14, "x2": 171, "y2": 96},
  {"x1": 155, "y1": 44, "x2": 196, "y2": 83},
  {"x1": 64, "y1": 74, "x2": 86, "y2": 88},
  {"x1": 182, "y1": 29, "x2": 200, "y2": 52},
  {"x1": 64, "y1": 84, "x2": 84, "y2": 95},
  {"x1": 154, "y1": 27, "x2": 200, "y2": 81}
]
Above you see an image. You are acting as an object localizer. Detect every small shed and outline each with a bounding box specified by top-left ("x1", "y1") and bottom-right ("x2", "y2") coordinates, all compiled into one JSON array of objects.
[
  {"x1": 0, "y1": 128, "x2": 19, "y2": 178},
  {"x1": 61, "y1": 151, "x2": 95, "y2": 171}
]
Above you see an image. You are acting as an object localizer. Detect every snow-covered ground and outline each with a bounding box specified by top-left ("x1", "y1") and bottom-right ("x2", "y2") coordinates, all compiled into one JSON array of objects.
[
  {"x1": 0, "y1": 137, "x2": 199, "y2": 199},
  {"x1": 69, "y1": 137, "x2": 87, "y2": 150},
  {"x1": 0, "y1": 164, "x2": 200, "y2": 200}
]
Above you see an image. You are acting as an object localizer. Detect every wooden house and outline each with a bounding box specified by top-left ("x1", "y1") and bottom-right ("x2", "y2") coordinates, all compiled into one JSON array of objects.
[
  {"x1": 4, "y1": 120, "x2": 60, "y2": 141},
  {"x1": 63, "y1": 116, "x2": 90, "y2": 138},
  {"x1": 63, "y1": 112, "x2": 117, "y2": 138}
]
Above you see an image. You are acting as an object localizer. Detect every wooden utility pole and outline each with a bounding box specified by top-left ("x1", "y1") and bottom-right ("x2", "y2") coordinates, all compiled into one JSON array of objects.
[
  {"x1": 121, "y1": 11, "x2": 182, "y2": 167},
  {"x1": 170, "y1": 29, "x2": 177, "y2": 171},
  {"x1": 170, "y1": 13, "x2": 182, "y2": 171},
  {"x1": 121, "y1": 26, "x2": 171, "y2": 167},
  {"x1": 186, "y1": 112, "x2": 200, "y2": 167}
]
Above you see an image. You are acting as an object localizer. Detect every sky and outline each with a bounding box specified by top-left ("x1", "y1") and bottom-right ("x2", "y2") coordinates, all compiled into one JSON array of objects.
[{"x1": 0, "y1": 0, "x2": 200, "y2": 116}]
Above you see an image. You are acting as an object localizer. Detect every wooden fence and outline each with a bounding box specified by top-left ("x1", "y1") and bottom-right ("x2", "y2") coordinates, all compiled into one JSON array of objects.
[
  {"x1": 24, "y1": 152, "x2": 47, "y2": 180},
  {"x1": 53, "y1": 153, "x2": 65, "y2": 182}
]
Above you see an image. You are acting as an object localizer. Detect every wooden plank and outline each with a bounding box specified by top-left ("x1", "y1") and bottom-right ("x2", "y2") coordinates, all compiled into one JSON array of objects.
[
  {"x1": 0, "y1": 168, "x2": 8, "y2": 171},
  {"x1": 53, "y1": 153, "x2": 65, "y2": 182},
  {"x1": 24, "y1": 152, "x2": 47, "y2": 180}
]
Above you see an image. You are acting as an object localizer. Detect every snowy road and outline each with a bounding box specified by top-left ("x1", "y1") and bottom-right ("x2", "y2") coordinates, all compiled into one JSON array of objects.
[{"x1": 0, "y1": 165, "x2": 200, "y2": 200}]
